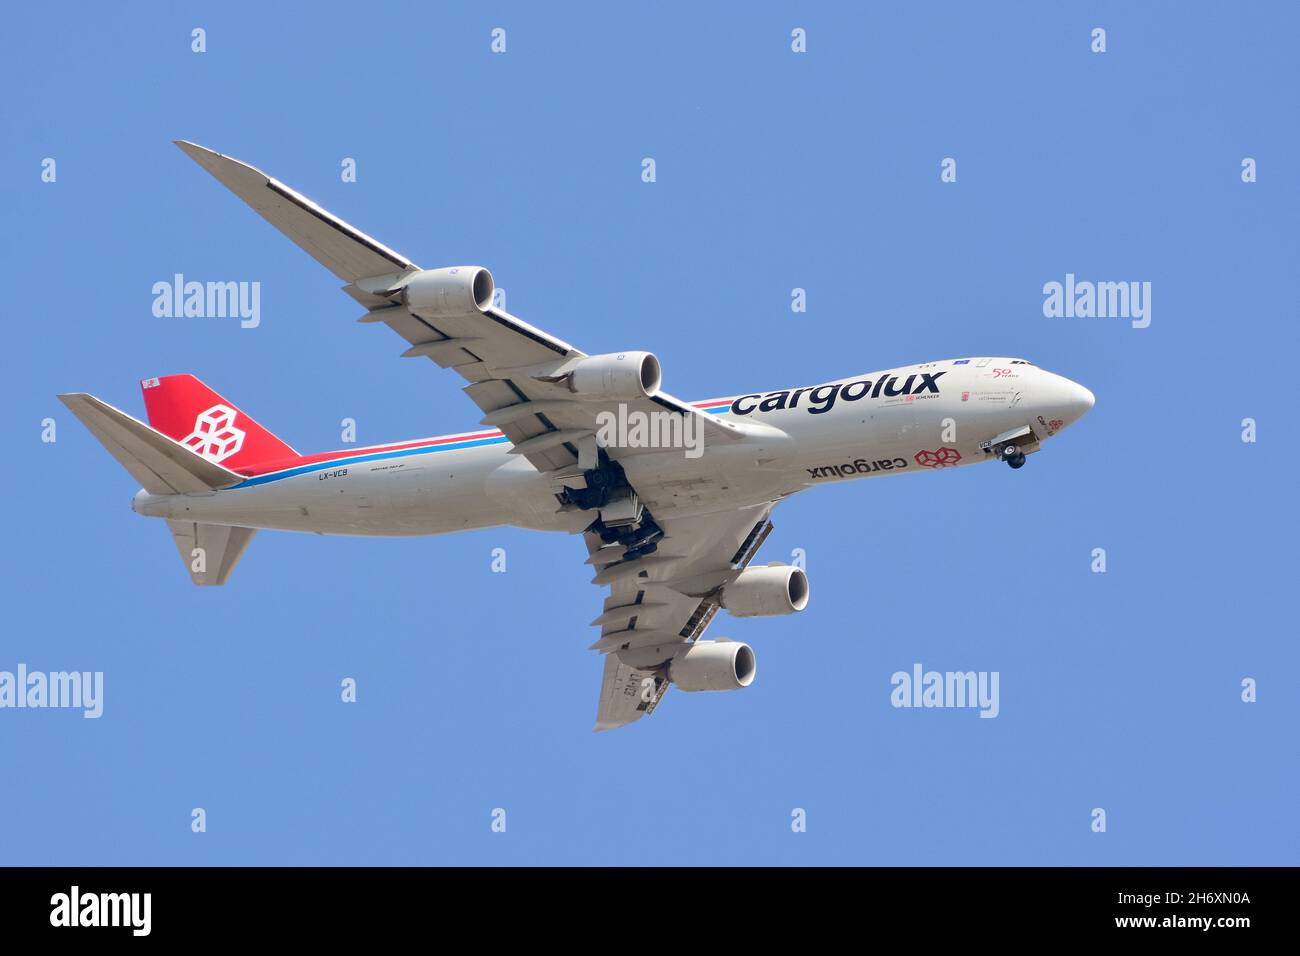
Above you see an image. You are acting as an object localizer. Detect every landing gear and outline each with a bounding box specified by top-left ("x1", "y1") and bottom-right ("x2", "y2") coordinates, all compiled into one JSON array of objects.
[
  {"x1": 564, "y1": 450, "x2": 665, "y2": 561},
  {"x1": 588, "y1": 512, "x2": 664, "y2": 560},
  {"x1": 559, "y1": 453, "x2": 625, "y2": 511},
  {"x1": 980, "y1": 427, "x2": 1037, "y2": 471}
]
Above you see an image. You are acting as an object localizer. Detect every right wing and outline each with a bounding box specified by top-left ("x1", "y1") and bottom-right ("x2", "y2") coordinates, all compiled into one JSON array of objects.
[
  {"x1": 175, "y1": 141, "x2": 750, "y2": 474},
  {"x1": 174, "y1": 140, "x2": 416, "y2": 284}
]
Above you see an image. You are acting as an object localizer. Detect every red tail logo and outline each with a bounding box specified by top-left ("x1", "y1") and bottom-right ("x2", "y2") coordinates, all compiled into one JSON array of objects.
[
  {"x1": 180, "y1": 404, "x2": 246, "y2": 462},
  {"x1": 141, "y1": 375, "x2": 297, "y2": 470}
]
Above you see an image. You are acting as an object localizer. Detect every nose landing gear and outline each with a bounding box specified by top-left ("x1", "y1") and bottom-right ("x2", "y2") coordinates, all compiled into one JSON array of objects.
[{"x1": 980, "y1": 426, "x2": 1037, "y2": 470}]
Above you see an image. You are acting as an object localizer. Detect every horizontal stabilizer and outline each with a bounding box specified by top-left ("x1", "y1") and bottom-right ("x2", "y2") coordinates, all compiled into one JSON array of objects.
[
  {"x1": 167, "y1": 520, "x2": 256, "y2": 586},
  {"x1": 58, "y1": 393, "x2": 242, "y2": 495}
]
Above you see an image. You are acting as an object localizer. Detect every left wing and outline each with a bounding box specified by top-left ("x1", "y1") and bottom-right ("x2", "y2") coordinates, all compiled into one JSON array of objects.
[
  {"x1": 587, "y1": 503, "x2": 775, "y2": 731},
  {"x1": 594, "y1": 655, "x2": 665, "y2": 733},
  {"x1": 176, "y1": 141, "x2": 747, "y2": 473}
]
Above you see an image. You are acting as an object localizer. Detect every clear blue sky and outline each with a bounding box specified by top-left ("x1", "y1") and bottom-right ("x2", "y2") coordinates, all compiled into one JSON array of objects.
[{"x1": 2, "y1": 1, "x2": 1296, "y2": 865}]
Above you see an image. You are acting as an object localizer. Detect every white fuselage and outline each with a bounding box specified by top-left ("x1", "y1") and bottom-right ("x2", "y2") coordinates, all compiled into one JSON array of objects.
[{"x1": 133, "y1": 359, "x2": 1094, "y2": 536}]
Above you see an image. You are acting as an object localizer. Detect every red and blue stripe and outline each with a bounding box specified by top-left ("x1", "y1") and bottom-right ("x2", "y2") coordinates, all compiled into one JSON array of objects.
[{"x1": 228, "y1": 397, "x2": 739, "y2": 489}]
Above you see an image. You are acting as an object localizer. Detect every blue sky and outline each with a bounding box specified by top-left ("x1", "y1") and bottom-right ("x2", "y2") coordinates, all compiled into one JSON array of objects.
[{"x1": 2, "y1": 1, "x2": 1296, "y2": 865}]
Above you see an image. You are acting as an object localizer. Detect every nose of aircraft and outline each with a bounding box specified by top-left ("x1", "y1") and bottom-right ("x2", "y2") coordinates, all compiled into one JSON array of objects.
[{"x1": 1037, "y1": 370, "x2": 1095, "y2": 430}]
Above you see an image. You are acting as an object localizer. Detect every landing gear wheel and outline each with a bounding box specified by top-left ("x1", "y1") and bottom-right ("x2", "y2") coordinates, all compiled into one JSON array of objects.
[
  {"x1": 1001, "y1": 443, "x2": 1020, "y2": 460},
  {"x1": 1007, "y1": 453, "x2": 1026, "y2": 469}
]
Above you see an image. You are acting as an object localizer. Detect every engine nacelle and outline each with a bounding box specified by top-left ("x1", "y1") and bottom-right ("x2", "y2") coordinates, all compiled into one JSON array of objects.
[
  {"x1": 720, "y1": 565, "x2": 809, "y2": 618},
  {"x1": 566, "y1": 352, "x2": 662, "y2": 400},
  {"x1": 401, "y1": 266, "x2": 494, "y2": 317},
  {"x1": 667, "y1": 640, "x2": 756, "y2": 692}
]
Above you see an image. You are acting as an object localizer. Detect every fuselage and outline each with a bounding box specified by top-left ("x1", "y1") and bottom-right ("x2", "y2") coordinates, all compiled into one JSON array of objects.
[{"x1": 133, "y1": 357, "x2": 1094, "y2": 537}]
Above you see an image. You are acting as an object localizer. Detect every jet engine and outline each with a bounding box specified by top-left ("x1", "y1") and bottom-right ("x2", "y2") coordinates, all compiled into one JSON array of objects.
[
  {"x1": 720, "y1": 565, "x2": 809, "y2": 618},
  {"x1": 400, "y1": 266, "x2": 494, "y2": 317},
  {"x1": 667, "y1": 640, "x2": 756, "y2": 692},
  {"x1": 563, "y1": 352, "x2": 662, "y2": 400}
]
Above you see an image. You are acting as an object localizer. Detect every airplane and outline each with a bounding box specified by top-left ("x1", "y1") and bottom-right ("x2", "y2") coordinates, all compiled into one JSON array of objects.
[{"x1": 59, "y1": 142, "x2": 1095, "y2": 731}]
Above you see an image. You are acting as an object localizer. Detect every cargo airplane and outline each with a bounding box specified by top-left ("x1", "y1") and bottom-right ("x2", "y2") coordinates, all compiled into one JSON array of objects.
[{"x1": 60, "y1": 143, "x2": 1095, "y2": 730}]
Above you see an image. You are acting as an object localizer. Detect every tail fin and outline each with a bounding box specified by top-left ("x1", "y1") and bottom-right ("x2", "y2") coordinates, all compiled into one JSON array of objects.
[{"x1": 140, "y1": 375, "x2": 297, "y2": 471}]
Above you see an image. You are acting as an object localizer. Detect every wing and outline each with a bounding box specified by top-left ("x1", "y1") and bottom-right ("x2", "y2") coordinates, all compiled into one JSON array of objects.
[
  {"x1": 174, "y1": 140, "x2": 416, "y2": 283},
  {"x1": 594, "y1": 655, "x2": 667, "y2": 733},
  {"x1": 176, "y1": 141, "x2": 745, "y2": 473},
  {"x1": 587, "y1": 503, "x2": 775, "y2": 731}
]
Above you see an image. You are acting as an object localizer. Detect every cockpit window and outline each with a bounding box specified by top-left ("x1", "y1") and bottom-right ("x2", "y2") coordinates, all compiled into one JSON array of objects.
[{"x1": 1009, "y1": 359, "x2": 1034, "y2": 366}]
